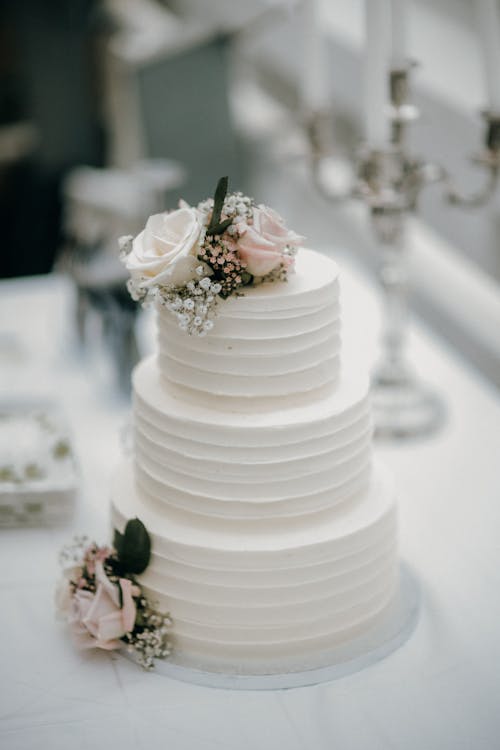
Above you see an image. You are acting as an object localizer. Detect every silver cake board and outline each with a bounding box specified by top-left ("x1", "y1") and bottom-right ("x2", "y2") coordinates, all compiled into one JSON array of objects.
[{"x1": 123, "y1": 562, "x2": 420, "y2": 691}]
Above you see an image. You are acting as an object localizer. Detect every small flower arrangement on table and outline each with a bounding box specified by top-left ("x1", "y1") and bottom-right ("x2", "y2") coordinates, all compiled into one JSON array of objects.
[
  {"x1": 119, "y1": 176, "x2": 303, "y2": 336},
  {"x1": 56, "y1": 518, "x2": 171, "y2": 670}
]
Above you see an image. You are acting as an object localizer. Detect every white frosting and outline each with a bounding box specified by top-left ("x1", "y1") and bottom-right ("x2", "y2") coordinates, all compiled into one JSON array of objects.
[
  {"x1": 133, "y1": 355, "x2": 371, "y2": 437},
  {"x1": 132, "y1": 357, "x2": 373, "y2": 522},
  {"x1": 110, "y1": 461, "x2": 397, "y2": 666},
  {"x1": 157, "y1": 249, "x2": 341, "y2": 400},
  {"x1": 111, "y1": 247, "x2": 400, "y2": 673}
]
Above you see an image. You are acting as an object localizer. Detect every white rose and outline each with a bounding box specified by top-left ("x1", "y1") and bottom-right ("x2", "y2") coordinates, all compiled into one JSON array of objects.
[{"x1": 126, "y1": 206, "x2": 204, "y2": 288}]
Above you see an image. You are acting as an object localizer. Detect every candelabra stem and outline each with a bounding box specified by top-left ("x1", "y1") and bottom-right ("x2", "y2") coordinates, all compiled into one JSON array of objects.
[
  {"x1": 377, "y1": 235, "x2": 410, "y2": 384},
  {"x1": 370, "y1": 207, "x2": 445, "y2": 439}
]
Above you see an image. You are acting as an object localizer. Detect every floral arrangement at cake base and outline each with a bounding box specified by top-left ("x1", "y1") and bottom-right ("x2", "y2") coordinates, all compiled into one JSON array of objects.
[
  {"x1": 119, "y1": 176, "x2": 303, "y2": 335},
  {"x1": 56, "y1": 518, "x2": 172, "y2": 670}
]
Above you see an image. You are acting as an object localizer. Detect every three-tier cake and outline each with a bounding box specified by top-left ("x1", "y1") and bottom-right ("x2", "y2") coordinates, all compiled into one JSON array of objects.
[{"x1": 112, "y1": 181, "x2": 398, "y2": 676}]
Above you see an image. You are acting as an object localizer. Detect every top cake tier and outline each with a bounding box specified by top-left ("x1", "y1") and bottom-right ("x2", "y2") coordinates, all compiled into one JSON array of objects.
[{"x1": 157, "y1": 249, "x2": 341, "y2": 403}]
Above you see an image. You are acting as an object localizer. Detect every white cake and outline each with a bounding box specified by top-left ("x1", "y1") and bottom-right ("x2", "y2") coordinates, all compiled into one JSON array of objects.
[{"x1": 111, "y1": 248, "x2": 398, "y2": 674}]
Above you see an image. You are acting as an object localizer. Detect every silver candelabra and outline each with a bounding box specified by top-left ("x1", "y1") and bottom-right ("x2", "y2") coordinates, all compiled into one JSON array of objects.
[{"x1": 307, "y1": 62, "x2": 500, "y2": 439}]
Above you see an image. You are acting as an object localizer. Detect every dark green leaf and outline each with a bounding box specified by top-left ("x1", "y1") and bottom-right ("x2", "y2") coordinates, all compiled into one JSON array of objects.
[
  {"x1": 207, "y1": 217, "x2": 233, "y2": 236},
  {"x1": 135, "y1": 611, "x2": 146, "y2": 627},
  {"x1": 113, "y1": 527, "x2": 124, "y2": 554},
  {"x1": 207, "y1": 176, "x2": 228, "y2": 234},
  {"x1": 240, "y1": 271, "x2": 253, "y2": 286},
  {"x1": 113, "y1": 517, "x2": 151, "y2": 574}
]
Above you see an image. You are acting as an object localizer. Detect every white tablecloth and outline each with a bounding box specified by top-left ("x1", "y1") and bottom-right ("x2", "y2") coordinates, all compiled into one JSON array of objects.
[{"x1": 1, "y1": 258, "x2": 499, "y2": 750}]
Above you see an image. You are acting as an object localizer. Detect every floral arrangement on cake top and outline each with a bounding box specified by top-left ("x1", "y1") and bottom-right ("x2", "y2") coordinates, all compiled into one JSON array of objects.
[
  {"x1": 119, "y1": 176, "x2": 303, "y2": 336},
  {"x1": 56, "y1": 518, "x2": 172, "y2": 670}
]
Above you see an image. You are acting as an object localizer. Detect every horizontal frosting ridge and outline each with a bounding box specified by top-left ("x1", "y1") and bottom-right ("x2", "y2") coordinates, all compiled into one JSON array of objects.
[{"x1": 157, "y1": 249, "x2": 341, "y2": 400}]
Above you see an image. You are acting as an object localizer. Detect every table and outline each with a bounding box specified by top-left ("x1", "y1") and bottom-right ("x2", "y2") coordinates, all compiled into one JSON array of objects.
[{"x1": 1, "y1": 257, "x2": 499, "y2": 750}]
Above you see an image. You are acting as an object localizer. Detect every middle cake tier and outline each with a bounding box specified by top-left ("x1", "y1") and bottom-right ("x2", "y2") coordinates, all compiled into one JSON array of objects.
[{"x1": 132, "y1": 357, "x2": 373, "y2": 525}]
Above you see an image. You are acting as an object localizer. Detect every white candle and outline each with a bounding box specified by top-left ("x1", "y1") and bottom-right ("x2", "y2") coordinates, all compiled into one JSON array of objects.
[
  {"x1": 476, "y1": 0, "x2": 500, "y2": 113},
  {"x1": 364, "y1": 0, "x2": 391, "y2": 148},
  {"x1": 301, "y1": 0, "x2": 329, "y2": 112},
  {"x1": 390, "y1": 0, "x2": 408, "y2": 69}
]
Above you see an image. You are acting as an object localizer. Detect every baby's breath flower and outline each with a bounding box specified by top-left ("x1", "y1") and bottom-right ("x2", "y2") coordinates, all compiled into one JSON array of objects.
[
  {"x1": 122, "y1": 186, "x2": 295, "y2": 337},
  {"x1": 155, "y1": 274, "x2": 219, "y2": 336},
  {"x1": 122, "y1": 599, "x2": 172, "y2": 670},
  {"x1": 199, "y1": 277, "x2": 211, "y2": 291},
  {"x1": 171, "y1": 297, "x2": 182, "y2": 310}
]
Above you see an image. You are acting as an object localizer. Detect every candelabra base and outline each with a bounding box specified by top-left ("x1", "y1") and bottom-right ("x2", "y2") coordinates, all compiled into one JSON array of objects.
[{"x1": 371, "y1": 370, "x2": 445, "y2": 440}]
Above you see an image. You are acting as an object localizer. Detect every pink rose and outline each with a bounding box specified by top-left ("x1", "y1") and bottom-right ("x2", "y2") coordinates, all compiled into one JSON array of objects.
[
  {"x1": 67, "y1": 561, "x2": 137, "y2": 651},
  {"x1": 236, "y1": 205, "x2": 303, "y2": 276}
]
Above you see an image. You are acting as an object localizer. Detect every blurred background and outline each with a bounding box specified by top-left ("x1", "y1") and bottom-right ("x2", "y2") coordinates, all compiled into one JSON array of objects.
[{"x1": 0, "y1": 0, "x2": 499, "y2": 390}]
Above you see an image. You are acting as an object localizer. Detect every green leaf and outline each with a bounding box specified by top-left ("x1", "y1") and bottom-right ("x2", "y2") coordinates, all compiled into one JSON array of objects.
[
  {"x1": 207, "y1": 176, "x2": 228, "y2": 235},
  {"x1": 240, "y1": 271, "x2": 253, "y2": 286},
  {"x1": 113, "y1": 527, "x2": 124, "y2": 554},
  {"x1": 207, "y1": 217, "x2": 233, "y2": 236},
  {"x1": 113, "y1": 517, "x2": 151, "y2": 574}
]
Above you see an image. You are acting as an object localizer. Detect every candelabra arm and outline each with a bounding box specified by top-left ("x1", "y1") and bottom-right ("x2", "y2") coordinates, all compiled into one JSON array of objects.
[
  {"x1": 444, "y1": 164, "x2": 499, "y2": 208},
  {"x1": 444, "y1": 111, "x2": 500, "y2": 208}
]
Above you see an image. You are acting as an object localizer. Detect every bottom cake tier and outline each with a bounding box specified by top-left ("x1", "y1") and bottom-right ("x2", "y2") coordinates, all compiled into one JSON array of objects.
[{"x1": 111, "y1": 461, "x2": 398, "y2": 674}]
